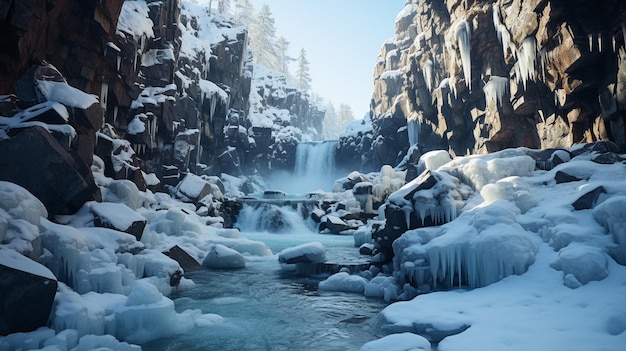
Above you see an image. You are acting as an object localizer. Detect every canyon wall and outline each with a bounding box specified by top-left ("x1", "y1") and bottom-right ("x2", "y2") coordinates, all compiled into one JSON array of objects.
[
  {"x1": 341, "y1": 0, "x2": 626, "y2": 171},
  {"x1": 0, "y1": 0, "x2": 323, "y2": 215}
]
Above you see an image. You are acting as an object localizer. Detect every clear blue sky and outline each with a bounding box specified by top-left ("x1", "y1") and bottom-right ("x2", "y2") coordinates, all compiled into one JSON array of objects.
[{"x1": 247, "y1": 0, "x2": 405, "y2": 117}]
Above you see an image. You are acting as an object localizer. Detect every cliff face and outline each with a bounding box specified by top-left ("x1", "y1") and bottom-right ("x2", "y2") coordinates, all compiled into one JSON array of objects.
[
  {"x1": 0, "y1": 0, "x2": 323, "y2": 213},
  {"x1": 350, "y1": 0, "x2": 626, "y2": 170}
]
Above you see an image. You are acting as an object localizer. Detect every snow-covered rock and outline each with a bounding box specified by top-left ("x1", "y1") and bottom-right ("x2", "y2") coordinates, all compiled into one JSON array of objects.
[
  {"x1": 360, "y1": 332, "x2": 431, "y2": 351},
  {"x1": 202, "y1": 244, "x2": 246, "y2": 269},
  {"x1": 318, "y1": 272, "x2": 369, "y2": 293},
  {"x1": 278, "y1": 242, "x2": 326, "y2": 265}
]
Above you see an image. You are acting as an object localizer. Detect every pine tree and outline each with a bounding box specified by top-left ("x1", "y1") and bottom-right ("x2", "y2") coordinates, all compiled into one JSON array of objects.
[
  {"x1": 275, "y1": 36, "x2": 294, "y2": 77},
  {"x1": 249, "y1": 5, "x2": 281, "y2": 71},
  {"x1": 338, "y1": 103, "x2": 355, "y2": 126},
  {"x1": 295, "y1": 48, "x2": 312, "y2": 92},
  {"x1": 233, "y1": 0, "x2": 254, "y2": 27}
]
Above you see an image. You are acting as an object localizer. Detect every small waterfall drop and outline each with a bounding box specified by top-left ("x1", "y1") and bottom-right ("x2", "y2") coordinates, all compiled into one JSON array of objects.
[{"x1": 292, "y1": 140, "x2": 340, "y2": 192}]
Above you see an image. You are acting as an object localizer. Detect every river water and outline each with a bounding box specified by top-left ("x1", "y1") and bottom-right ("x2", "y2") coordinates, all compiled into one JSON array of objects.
[{"x1": 143, "y1": 227, "x2": 388, "y2": 351}]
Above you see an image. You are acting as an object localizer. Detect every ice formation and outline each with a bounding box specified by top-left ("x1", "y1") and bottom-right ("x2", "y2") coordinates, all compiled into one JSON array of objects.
[
  {"x1": 482, "y1": 76, "x2": 509, "y2": 108},
  {"x1": 514, "y1": 37, "x2": 537, "y2": 89},
  {"x1": 492, "y1": 4, "x2": 515, "y2": 59},
  {"x1": 455, "y1": 19, "x2": 471, "y2": 89}
]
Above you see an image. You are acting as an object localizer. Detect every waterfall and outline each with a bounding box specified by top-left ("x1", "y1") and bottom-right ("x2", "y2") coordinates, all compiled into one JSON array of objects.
[
  {"x1": 295, "y1": 140, "x2": 337, "y2": 175},
  {"x1": 265, "y1": 140, "x2": 341, "y2": 193}
]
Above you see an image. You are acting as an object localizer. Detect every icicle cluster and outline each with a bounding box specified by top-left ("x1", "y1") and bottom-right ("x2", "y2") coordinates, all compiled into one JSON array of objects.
[
  {"x1": 492, "y1": 4, "x2": 515, "y2": 59},
  {"x1": 482, "y1": 76, "x2": 509, "y2": 108},
  {"x1": 455, "y1": 19, "x2": 472, "y2": 89},
  {"x1": 514, "y1": 37, "x2": 537, "y2": 89}
]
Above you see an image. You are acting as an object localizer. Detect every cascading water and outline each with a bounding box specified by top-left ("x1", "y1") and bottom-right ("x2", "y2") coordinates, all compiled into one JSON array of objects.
[{"x1": 292, "y1": 140, "x2": 341, "y2": 192}]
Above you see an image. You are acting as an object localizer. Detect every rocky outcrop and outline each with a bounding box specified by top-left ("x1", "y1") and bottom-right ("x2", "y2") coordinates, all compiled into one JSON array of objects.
[
  {"x1": 350, "y1": 0, "x2": 626, "y2": 171},
  {"x1": 0, "y1": 1, "x2": 327, "y2": 216}
]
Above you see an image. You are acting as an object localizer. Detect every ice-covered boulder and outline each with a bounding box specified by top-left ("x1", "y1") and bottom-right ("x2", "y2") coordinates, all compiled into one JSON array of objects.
[
  {"x1": 318, "y1": 272, "x2": 369, "y2": 293},
  {"x1": 91, "y1": 202, "x2": 147, "y2": 240},
  {"x1": 175, "y1": 173, "x2": 213, "y2": 204},
  {"x1": 0, "y1": 249, "x2": 58, "y2": 335},
  {"x1": 374, "y1": 170, "x2": 466, "y2": 261},
  {"x1": 551, "y1": 244, "x2": 609, "y2": 287},
  {"x1": 419, "y1": 150, "x2": 452, "y2": 171},
  {"x1": 278, "y1": 242, "x2": 326, "y2": 264},
  {"x1": 359, "y1": 332, "x2": 431, "y2": 351},
  {"x1": 202, "y1": 244, "x2": 246, "y2": 269},
  {"x1": 325, "y1": 215, "x2": 351, "y2": 234}
]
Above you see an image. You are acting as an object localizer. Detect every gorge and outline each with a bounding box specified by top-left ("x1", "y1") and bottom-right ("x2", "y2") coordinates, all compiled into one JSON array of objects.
[{"x1": 1, "y1": 1, "x2": 626, "y2": 351}]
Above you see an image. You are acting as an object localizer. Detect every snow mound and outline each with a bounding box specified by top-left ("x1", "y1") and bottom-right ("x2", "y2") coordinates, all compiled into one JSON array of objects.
[
  {"x1": 551, "y1": 243, "x2": 609, "y2": 287},
  {"x1": 318, "y1": 272, "x2": 368, "y2": 293},
  {"x1": 36, "y1": 80, "x2": 99, "y2": 109},
  {"x1": 278, "y1": 242, "x2": 326, "y2": 264},
  {"x1": 202, "y1": 244, "x2": 246, "y2": 269},
  {"x1": 593, "y1": 196, "x2": 626, "y2": 264},
  {"x1": 360, "y1": 332, "x2": 431, "y2": 351}
]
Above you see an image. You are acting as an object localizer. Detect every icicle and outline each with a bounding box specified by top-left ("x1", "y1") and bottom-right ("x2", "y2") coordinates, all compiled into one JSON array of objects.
[
  {"x1": 423, "y1": 59, "x2": 434, "y2": 92},
  {"x1": 482, "y1": 76, "x2": 509, "y2": 107},
  {"x1": 588, "y1": 33, "x2": 594, "y2": 52},
  {"x1": 514, "y1": 37, "x2": 537, "y2": 89},
  {"x1": 598, "y1": 33, "x2": 602, "y2": 52},
  {"x1": 100, "y1": 82, "x2": 108, "y2": 109},
  {"x1": 613, "y1": 34, "x2": 617, "y2": 52},
  {"x1": 455, "y1": 19, "x2": 472, "y2": 89},
  {"x1": 492, "y1": 4, "x2": 515, "y2": 59}
]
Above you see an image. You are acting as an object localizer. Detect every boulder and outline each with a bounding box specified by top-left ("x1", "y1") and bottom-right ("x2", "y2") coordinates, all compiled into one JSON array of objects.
[
  {"x1": 91, "y1": 202, "x2": 147, "y2": 241},
  {"x1": 175, "y1": 173, "x2": 213, "y2": 204},
  {"x1": 278, "y1": 242, "x2": 326, "y2": 264},
  {"x1": 202, "y1": 244, "x2": 246, "y2": 269},
  {"x1": 0, "y1": 126, "x2": 98, "y2": 216},
  {"x1": 0, "y1": 249, "x2": 58, "y2": 336},
  {"x1": 572, "y1": 186, "x2": 606, "y2": 210},
  {"x1": 163, "y1": 245, "x2": 201, "y2": 273},
  {"x1": 325, "y1": 215, "x2": 351, "y2": 234},
  {"x1": 555, "y1": 171, "x2": 583, "y2": 184}
]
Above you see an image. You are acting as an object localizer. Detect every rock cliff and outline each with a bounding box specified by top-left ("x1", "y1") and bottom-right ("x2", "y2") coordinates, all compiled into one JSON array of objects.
[
  {"x1": 0, "y1": 0, "x2": 323, "y2": 215},
  {"x1": 344, "y1": 0, "x2": 626, "y2": 171}
]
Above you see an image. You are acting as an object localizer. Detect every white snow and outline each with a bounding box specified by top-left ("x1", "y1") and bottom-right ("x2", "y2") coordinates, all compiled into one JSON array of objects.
[
  {"x1": 420, "y1": 150, "x2": 452, "y2": 171},
  {"x1": 360, "y1": 332, "x2": 431, "y2": 351},
  {"x1": 90, "y1": 202, "x2": 146, "y2": 231},
  {"x1": 0, "y1": 247, "x2": 56, "y2": 280},
  {"x1": 36, "y1": 80, "x2": 99, "y2": 109},
  {"x1": 116, "y1": 0, "x2": 154, "y2": 41}
]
